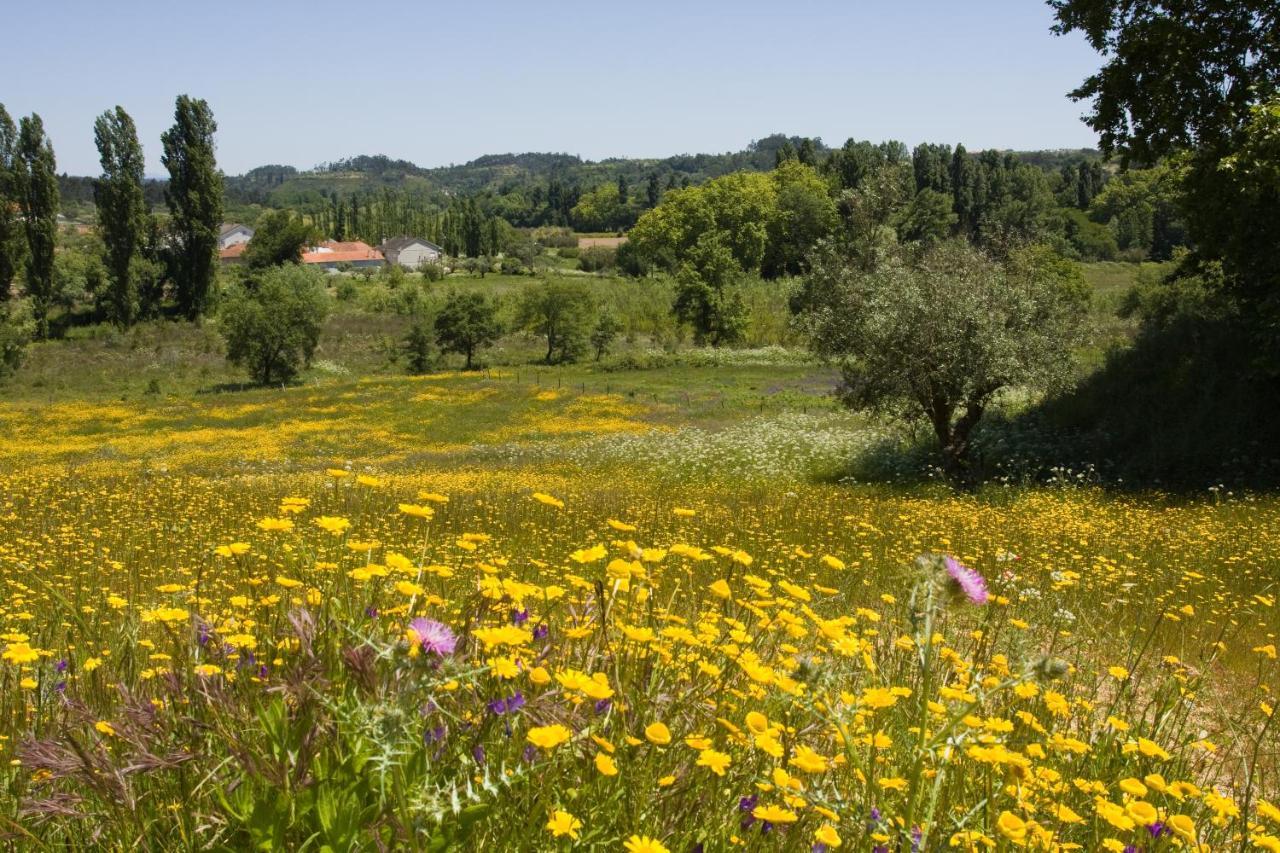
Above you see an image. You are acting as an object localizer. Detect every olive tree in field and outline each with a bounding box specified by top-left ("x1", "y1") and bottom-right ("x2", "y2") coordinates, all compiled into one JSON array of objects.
[
  {"x1": 516, "y1": 279, "x2": 594, "y2": 364},
  {"x1": 220, "y1": 265, "x2": 329, "y2": 385},
  {"x1": 799, "y1": 240, "x2": 1089, "y2": 484}
]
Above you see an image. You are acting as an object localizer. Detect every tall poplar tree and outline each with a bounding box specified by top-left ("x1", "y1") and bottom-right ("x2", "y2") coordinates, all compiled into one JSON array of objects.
[
  {"x1": 94, "y1": 106, "x2": 149, "y2": 326},
  {"x1": 14, "y1": 114, "x2": 59, "y2": 338},
  {"x1": 0, "y1": 104, "x2": 19, "y2": 301},
  {"x1": 161, "y1": 95, "x2": 222, "y2": 320}
]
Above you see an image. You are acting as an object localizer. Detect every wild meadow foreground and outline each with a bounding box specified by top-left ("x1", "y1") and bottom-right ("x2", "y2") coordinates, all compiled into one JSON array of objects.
[{"x1": 0, "y1": 369, "x2": 1277, "y2": 851}]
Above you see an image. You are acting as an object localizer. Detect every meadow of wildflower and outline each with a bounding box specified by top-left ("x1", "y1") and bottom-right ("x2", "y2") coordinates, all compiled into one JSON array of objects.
[{"x1": 1, "y1": 367, "x2": 1277, "y2": 851}]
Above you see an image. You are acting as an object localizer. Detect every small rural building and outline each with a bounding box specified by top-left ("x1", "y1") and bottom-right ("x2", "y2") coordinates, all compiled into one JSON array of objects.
[
  {"x1": 218, "y1": 223, "x2": 255, "y2": 251},
  {"x1": 219, "y1": 242, "x2": 248, "y2": 265},
  {"x1": 379, "y1": 236, "x2": 443, "y2": 269},
  {"x1": 301, "y1": 240, "x2": 385, "y2": 270}
]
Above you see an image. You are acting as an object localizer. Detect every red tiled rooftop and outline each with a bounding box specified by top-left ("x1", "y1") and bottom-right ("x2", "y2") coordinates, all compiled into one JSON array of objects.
[{"x1": 301, "y1": 240, "x2": 384, "y2": 264}]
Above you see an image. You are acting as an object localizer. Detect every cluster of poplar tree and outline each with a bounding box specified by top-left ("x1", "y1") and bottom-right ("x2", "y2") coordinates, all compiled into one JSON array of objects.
[
  {"x1": 0, "y1": 95, "x2": 223, "y2": 338},
  {"x1": 307, "y1": 191, "x2": 511, "y2": 258}
]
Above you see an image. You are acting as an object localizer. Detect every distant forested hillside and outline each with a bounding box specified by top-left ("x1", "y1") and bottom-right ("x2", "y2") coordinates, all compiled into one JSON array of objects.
[{"x1": 54, "y1": 135, "x2": 1122, "y2": 250}]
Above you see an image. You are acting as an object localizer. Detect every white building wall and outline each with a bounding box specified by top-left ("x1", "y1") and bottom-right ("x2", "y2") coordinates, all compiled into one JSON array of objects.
[
  {"x1": 394, "y1": 244, "x2": 441, "y2": 269},
  {"x1": 219, "y1": 228, "x2": 254, "y2": 250}
]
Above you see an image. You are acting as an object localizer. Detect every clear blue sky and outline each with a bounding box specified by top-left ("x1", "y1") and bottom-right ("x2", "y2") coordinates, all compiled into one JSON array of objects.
[{"x1": 4, "y1": 0, "x2": 1102, "y2": 177}]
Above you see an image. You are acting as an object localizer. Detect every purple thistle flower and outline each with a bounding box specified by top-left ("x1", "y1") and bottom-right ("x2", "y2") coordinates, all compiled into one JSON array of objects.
[
  {"x1": 408, "y1": 618, "x2": 457, "y2": 656},
  {"x1": 944, "y1": 556, "x2": 988, "y2": 604}
]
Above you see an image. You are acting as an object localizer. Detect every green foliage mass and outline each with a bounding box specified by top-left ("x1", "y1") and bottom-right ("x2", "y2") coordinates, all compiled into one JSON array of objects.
[
  {"x1": 515, "y1": 279, "x2": 595, "y2": 364},
  {"x1": 799, "y1": 240, "x2": 1089, "y2": 483},
  {"x1": 93, "y1": 106, "x2": 151, "y2": 327},
  {"x1": 434, "y1": 290, "x2": 501, "y2": 370},
  {"x1": 243, "y1": 209, "x2": 316, "y2": 268},
  {"x1": 161, "y1": 95, "x2": 223, "y2": 320},
  {"x1": 14, "y1": 114, "x2": 59, "y2": 338},
  {"x1": 220, "y1": 265, "x2": 329, "y2": 385}
]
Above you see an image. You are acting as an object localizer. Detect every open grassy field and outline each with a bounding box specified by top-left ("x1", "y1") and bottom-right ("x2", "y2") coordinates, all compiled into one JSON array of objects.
[{"x1": 1, "y1": 332, "x2": 1278, "y2": 849}]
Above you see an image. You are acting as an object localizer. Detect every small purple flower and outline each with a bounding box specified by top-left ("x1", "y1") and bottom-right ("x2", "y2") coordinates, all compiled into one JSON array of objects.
[
  {"x1": 522, "y1": 745, "x2": 538, "y2": 763},
  {"x1": 487, "y1": 692, "x2": 525, "y2": 715},
  {"x1": 511, "y1": 608, "x2": 529, "y2": 626},
  {"x1": 196, "y1": 623, "x2": 212, "y2": 646},
  {"x1": 425, "y1": 725, "x2": 446, "y2": 743},
  {"x1": 54, "y1": 659, "x2": 68, "y2": 674},
  {"x1": 365, "y1": 606, "x2": 379, "y2": 619},
  {"x1": 1148, "y1": 822, "x2": 1170, "y2": 838},
  {"x1": 944, "y1": 556, "x2": 988, "y2": 604},
  {"x1": 472, "y1": 744, "x2": 486, "y2": 765},
  {"x1": 408, "y1": 618, "x2": 458, "y2": 656},
  {"x1": 533, "y1": 623, "x2": 549, "y2": 641}
]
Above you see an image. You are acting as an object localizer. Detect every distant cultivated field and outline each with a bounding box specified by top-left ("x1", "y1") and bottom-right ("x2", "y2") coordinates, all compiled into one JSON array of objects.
[{"x1": 578, "y1": 235, "x2": 627, "y2": 249}]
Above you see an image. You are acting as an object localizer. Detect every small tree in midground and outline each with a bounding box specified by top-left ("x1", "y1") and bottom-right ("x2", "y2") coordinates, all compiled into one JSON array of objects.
[
  {"x1": 220, "y1": 265, "x2": 329, "y2": 385},
  {"x1": 403, "y1": 311, "x2": 435, "y2": 374},
  {"x1": 799, "y1": 240, "x2": 1088, "y2": 485},
  {"x1": 591, "y1": 312, "x2": 622, "y2": 360},
  {"x1": 516, "y1": 279, "x2": 594, "y2": 364},
  {"x1": 672, "y1": 232, "x2": 747, "y2": 347},
  {"x1": 435, "y1": 290, "x2": 501, "y2": 369},
  {"x1": 243, "y1": 209, "x2": 316, "y2": 269}
]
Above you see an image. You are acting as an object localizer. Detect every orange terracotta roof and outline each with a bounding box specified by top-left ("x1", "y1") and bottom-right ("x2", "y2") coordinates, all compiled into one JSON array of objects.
[
  {"x1": 219, "y1": 242, "x2": 247, "y2": 259},
  {"x1": 301, "y1": 240, "x2": 384, "y2": 264}
]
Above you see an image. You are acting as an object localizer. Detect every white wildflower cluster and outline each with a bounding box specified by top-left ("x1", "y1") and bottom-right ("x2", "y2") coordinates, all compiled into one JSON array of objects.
[{"x1": 565, "y1": 412, "x2": 879, "y2": 483}]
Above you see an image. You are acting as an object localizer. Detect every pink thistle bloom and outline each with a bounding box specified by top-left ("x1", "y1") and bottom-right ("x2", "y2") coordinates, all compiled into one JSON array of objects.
[
  {"x1": 944, "y1": 556, "x2": 988, "y2": 605},
  {"x1": 408, "y1": 618, "x2": 458, "y2": 656}
]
